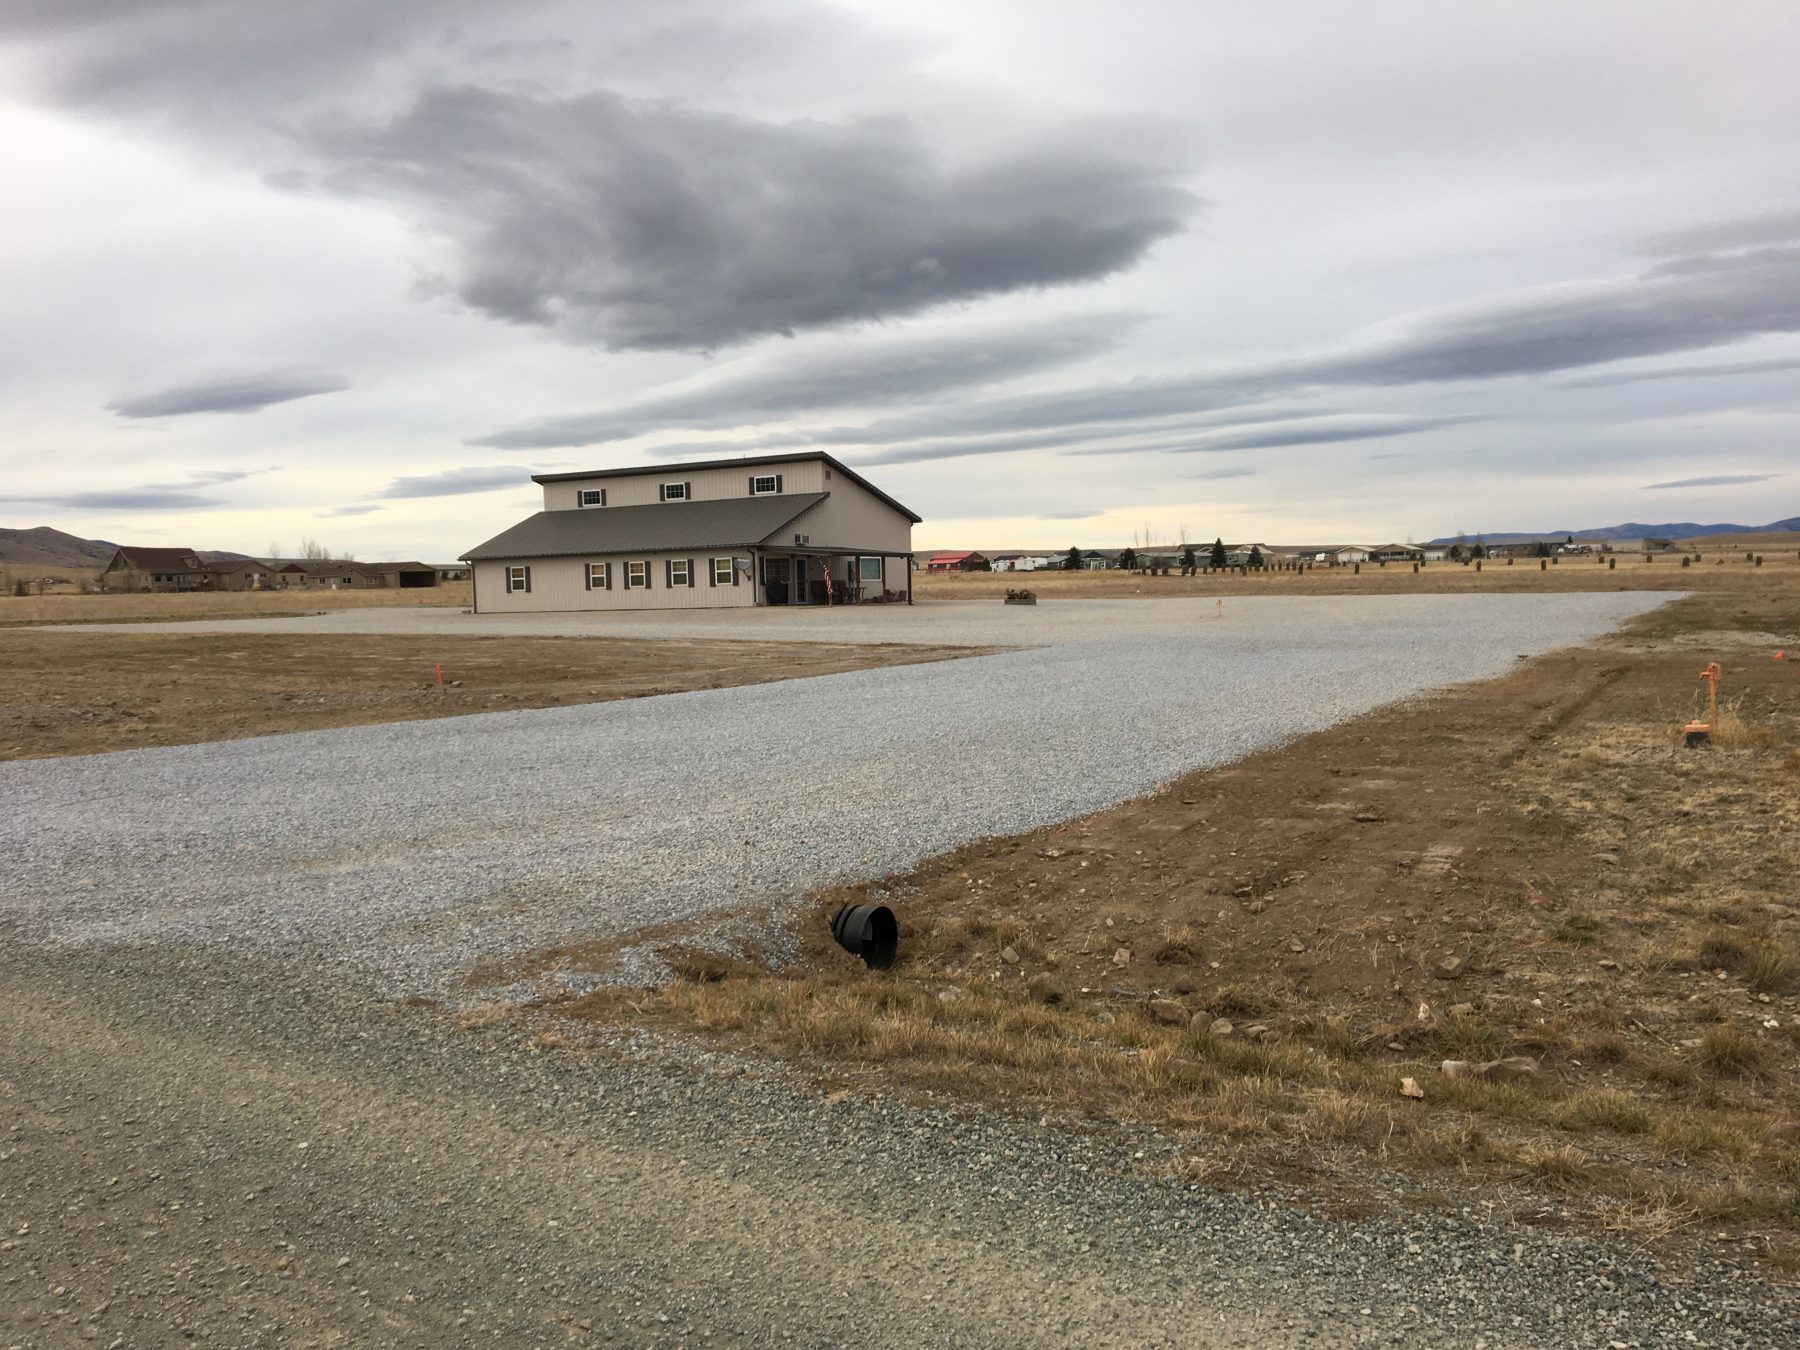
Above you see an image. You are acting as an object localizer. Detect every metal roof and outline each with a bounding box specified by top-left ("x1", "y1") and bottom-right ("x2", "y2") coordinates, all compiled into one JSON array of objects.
[
  {"x1": 529, "y1": 452, "x2": 922, "y2": 524},
  {"x1": 459, "y1": 493, "x2": 828, "y2": 562}
]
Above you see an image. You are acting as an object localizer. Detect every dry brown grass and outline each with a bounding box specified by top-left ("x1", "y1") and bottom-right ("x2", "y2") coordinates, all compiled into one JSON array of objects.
[
  {"x1": 0, "y1": 581, "x2": 473, "y2": 626},
  {"x1": 915, "y1": 549, "x2": 1800, "y2": 601}
]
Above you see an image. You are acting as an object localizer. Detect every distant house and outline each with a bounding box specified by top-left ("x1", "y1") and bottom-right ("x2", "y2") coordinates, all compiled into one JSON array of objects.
[
  {"x1": 927, "y1": 551, "x2": 987, "y2": 572},
  {"x1": 294, "y1": 560, "x2": 438, "y2": 589},
  {"x1": 433, "y1": 564, "x2": 472, "y2": 581},
  {"x1": 100, "y1": 547, "x2": 209, "y2": 592},
  {"x1": 203, "y1": 559, "x2": 276, "y2": 590},
  {"x1": 1368, "y1": 543, "x2": 1425, "y2": 563}
]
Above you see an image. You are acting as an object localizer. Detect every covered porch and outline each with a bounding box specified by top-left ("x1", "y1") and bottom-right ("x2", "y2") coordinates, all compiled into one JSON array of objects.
[{"x1": 753, "y1": 548, "x2": 913, "y2": 606}]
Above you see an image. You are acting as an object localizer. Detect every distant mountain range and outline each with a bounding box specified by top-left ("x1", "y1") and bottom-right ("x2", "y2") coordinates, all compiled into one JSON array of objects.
[
  {"x1": 0, "y1": 526, "x2": 118, "y2": 568},
  {"x1": 1428, "y1": 518, "x2": 1800, "y2": 545}
]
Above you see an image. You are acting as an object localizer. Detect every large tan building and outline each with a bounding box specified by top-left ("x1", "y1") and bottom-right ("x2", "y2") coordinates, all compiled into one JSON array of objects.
[{"x1": 461, "y1": 453, "x2": 919, "y2": 613}]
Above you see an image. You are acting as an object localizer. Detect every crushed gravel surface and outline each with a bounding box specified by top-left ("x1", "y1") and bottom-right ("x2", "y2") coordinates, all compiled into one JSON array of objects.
[
  {"x1": 8, "y1": 592, "x2": 1797, "y2": 1345},
  {"x1": 7, "y1": 594, "x2": 1667, "y2": 994}
]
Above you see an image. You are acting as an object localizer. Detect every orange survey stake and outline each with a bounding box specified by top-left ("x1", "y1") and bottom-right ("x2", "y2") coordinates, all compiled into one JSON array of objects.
[{"x1": 1683, "y1": 662, "x2": 1722, "y2": 746}]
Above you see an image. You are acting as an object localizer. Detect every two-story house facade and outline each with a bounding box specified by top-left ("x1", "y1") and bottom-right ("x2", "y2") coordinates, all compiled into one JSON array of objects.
[{"x1": 459, "y1": 452, "x2": 920, "y2": 613}]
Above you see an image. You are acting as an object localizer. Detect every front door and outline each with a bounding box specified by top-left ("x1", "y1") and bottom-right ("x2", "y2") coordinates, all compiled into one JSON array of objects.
[{"x1": 793, "y1": 556, "x2": 810, "y2": 605}]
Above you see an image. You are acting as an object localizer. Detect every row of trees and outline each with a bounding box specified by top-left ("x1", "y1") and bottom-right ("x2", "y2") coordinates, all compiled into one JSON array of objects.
[
  {"x1": 1061, "y1": 538, "x2": 1259, "y2": 571},
  {"x1": 267, "y1": 538, "x2": 356, "y2": 562}
]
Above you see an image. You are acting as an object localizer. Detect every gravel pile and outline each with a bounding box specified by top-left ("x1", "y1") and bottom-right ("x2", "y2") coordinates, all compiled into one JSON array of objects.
[{"x1": 5, "y1": 593, "x2": 1667, "y2": 995}]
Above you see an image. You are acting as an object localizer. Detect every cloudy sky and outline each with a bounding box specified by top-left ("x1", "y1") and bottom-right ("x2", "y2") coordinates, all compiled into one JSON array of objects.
[{"x1": 2, "y1": 1, "x2": 1796, "y2": 559}]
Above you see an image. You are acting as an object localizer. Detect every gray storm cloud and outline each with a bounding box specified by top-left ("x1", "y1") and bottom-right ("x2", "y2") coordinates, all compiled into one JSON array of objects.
[
  {"x1": 475, "y1": 235, "x2": 1800, "y2": 465},
  {"x1": 308, "y1": 87, "x2": 1191, "y2": 351},
  {"x1": 108, "y1": 371, "x2": 350, "y2": 418},
  {"x1": 3, "y1": 4, "x2": 1195, "y2": 353}
]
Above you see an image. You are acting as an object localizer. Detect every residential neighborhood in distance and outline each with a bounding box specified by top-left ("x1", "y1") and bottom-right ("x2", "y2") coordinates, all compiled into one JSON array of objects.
[{"x1": 98, "y1": 545, "x2": 448, "y2": 592}]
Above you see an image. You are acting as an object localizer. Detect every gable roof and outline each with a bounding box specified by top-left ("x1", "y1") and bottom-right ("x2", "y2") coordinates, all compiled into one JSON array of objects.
[
  {"x1": 530, "y1": 452, "x2": 922, "y2": 524},
  {"x1": 459, "y1": 493, "x2": 827, "y2": 562},
  {"x1": 109, "y1": 546, "x2": 203, "y2": 571},
  {"x1": 927, "y1": 550, "x2": 983, "y2": 563}
]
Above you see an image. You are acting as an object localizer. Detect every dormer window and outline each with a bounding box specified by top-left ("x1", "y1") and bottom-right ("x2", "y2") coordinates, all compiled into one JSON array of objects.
[
  {"x1": 750, "y1": 474, "x2": 781, "y2": 495},
  {"x1": 579, "y1": 488, "x2": 606, "y2": 507},
  {"x1": 660, "y1": 481, "x2": 689, "y2": 501}
]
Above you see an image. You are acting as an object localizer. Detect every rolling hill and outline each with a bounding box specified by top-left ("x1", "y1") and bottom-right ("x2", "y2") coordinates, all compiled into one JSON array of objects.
[
  {"x1": 0, "y1": 526, "x2": 118, "y2": 568},
  {"x1": 1429, "y1": 517, "x2": 1800, "y2": 546}
]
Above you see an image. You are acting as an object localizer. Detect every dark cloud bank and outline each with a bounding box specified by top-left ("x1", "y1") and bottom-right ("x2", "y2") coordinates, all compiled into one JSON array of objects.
[
  {"x1": 4, "y1": 3, "x2": 1196, "y2": 354},
  {"x1": 474, "y1": 232, "x2": 1800, "y2": 464}
]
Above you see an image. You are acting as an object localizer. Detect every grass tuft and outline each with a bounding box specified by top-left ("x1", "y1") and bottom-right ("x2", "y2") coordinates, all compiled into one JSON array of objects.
[{"x1": 1700, "y1": 1021, "x2": 1768, "y2": 1077}]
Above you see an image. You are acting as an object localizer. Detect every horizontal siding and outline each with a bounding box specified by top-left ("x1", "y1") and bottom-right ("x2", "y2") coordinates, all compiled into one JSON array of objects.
[
  {"x1": 474, "y1": 552, "x2": 758, "y2": 613},
  {"x1": 542, "y1": 460, "x2": 827, "y2": 512},
  {"x1": 777, "y1": 479, "x2": 913, "y2": 554}
]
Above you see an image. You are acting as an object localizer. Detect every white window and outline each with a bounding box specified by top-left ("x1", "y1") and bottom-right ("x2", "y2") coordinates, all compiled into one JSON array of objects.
[
  {"x1": 586, "y1": 561, "x2": 610, "y2": 590},
  {"x1": 660, "y1": 481, "x2": 688, "y2": 501},
  {"x1": 858, "y1": 556, "x2": 882, "y2": 582},
  {"x1": 711, "y1": 557, "x2": 734, "y2": 586},
  {"x1": 751, "y1": 474, "x2": 779, "y2": 495},
  {"x1": 506, "y1": 565, "x2": 530, "y2": 593},
  {"x1": 626, "y1": 560, "x2": 648, "y2": 588},
  {"x1": 669, "y1": 558, "x2": 691, "y2": 586},
  {"x1": 579, "y1": 488, "x2": 606, "y2": 507}
]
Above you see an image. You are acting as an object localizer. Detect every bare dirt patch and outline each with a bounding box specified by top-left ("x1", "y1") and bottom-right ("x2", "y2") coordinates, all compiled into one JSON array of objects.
[
  {"x1": 0, "y1": 631, "x2": 980, "y2": 759},
  {"x1": 0, "y1": 581, "x2": 473, "y2": 625},
  {"x1": 516, "y1": 581, "x2": 1800, "y2": 1266}
]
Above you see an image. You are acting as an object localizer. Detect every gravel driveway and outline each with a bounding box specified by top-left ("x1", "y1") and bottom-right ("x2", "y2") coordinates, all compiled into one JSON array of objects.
[
  {"x1": 10, "y1": 591, "x2": 1799, "y2": 1346},
  {"x1": 7, "y1": 594, "x2": 1666, "y2": 993}
]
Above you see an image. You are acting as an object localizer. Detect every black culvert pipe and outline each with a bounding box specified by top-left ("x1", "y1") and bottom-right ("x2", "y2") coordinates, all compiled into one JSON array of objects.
[{"x1": 831, "y1": 904, "x2": 898, "y2": 970}]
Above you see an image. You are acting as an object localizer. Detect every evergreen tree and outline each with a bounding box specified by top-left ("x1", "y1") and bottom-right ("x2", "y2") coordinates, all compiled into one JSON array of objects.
[
  {"x1": 1181, "y1": 544, "x2": 1196, "y2": 571},
  {"x1": 1119, "y1": 546, "x2": 1138, "y2": 570},
  {"x1": 1063, "y1": 546, "x2": 1082, "y2": 571},
  {"x1": 1248, "y1": 544, "x2": 1263, "y2": 570},
  {"x1": 1209, "y1": 537, "x2": 1227, "y2": 569}
]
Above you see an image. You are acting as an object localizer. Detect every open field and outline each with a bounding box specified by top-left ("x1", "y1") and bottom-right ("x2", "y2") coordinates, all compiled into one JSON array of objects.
[
  {"x1": 0, "y1": 579, "x2": 473, "y2": 625},
  {"x1": 918, "y1": 547, "x2": 1800, "y2": 600},
  {"x1": 526, "y1": 578, "x2": 1800, "y2": 1267},
  {"x1": 0, "y1": 562, "x2": 103, "y2": 597},
  {"x1": 0, "y1": 630, "x2": 978, "y2": 760}
]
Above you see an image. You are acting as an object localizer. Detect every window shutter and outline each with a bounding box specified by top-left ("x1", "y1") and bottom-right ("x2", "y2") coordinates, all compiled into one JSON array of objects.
[
  {"x1": 664, "y1": 559, "x2": 672, "y2": 586},
  {"x1": 775, "y1": 474, "x2": 783, "y2": 492},
  {"x1": 584, "y1": 563, "x2": 593, "y2": 591},
  {"x1": 644, "y1": 561, "x2": 652, "y2": 589},
  {"x1": 731, "y1": 559, "x2": 740, "y2": 587},
  {"x1": 687, "y1": 559, "x2": 695, "y2": 588},
  {"x1": 523, "y1": 565, "x2": 532, "y2": 593},
  {"x1": 748, "y1": 475, "x2": 755, "y2": 494},
  {"x1": 708, "y1": 558, "x2": 717, "y2": 588},
  {"x1": 604, "y1": 564, "x2": 612, "y2": 591},
  {"x1": 684, "y1": 480, "x2": 692, "y2": 500}
]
